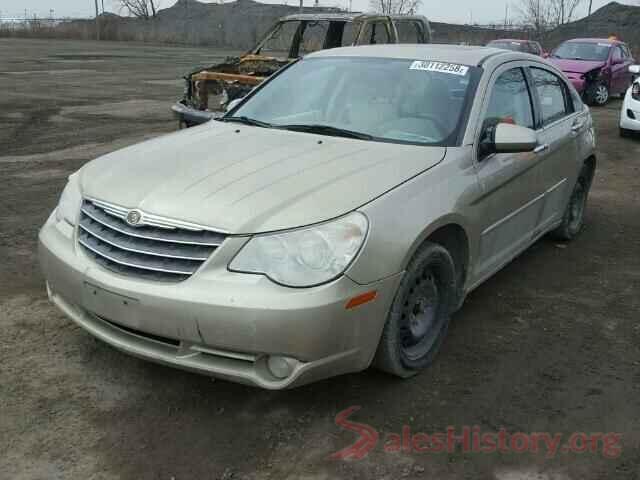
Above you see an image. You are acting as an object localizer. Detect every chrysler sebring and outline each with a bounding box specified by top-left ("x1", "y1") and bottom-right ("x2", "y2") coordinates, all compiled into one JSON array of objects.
[{"x1": 39, "y1": 45, "x2": 596, "y2": 389}]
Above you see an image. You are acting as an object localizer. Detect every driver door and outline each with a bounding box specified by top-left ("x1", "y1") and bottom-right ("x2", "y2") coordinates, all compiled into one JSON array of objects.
[{"x1": 473, "y1": 64, "x2": 548, "y2": 282}]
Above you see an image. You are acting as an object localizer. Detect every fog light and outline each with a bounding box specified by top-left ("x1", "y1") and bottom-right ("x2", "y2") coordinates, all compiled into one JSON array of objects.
[
  {"x1": 266, "y1": 355, "x2": 294, "y2": 379},
  {"x1": 628, "y1": 109, "x2": 636, "y2": 120}
]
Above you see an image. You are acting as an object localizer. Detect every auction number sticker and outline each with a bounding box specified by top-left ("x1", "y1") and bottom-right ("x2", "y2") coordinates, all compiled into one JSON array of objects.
[{"x1": 410, "y1": 61, "x2": 469, "y2": 76}]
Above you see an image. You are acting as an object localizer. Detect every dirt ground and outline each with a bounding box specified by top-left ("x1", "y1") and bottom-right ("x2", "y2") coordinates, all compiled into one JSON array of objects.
[{"x1": 1, "y1": 38, "x2": 639, "y2": 480}]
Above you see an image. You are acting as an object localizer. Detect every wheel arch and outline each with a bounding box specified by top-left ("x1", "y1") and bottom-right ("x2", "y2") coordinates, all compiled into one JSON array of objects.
[{"x1": 402, "y1": 216, "x2": 472, "y2": 296}]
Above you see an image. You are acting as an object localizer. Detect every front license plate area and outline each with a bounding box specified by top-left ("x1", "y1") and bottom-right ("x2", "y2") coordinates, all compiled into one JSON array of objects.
[{"x1": 82, "y1": 282, "x2": 141, "y2": 329}]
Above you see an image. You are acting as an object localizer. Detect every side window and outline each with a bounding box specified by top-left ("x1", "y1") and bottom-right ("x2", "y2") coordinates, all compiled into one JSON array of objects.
[
  {"x1": 484, "y1": 68, "x2": 534, "y2": 130},
  {"x1": 359, "y1": 22, "x2": 391, "y2": 45},
  {"x1": 530, "y1": 68, "x2": 571, "y2": 125},
  {"x1": 259, "y1": 21, "x2": 301, "y2": 57},
  {"x1": 612, "y1": 46, "x2": 623, "y2": 62},
  {"x1": 299, "y1": 21, "x2": 329, "y2": 54},
  {"x1": 340, "y1": 22, "x2": 356, "y2": 46},
  {"x1": 479, "y1": 68, "x2": 534, "y2": 158},
  {"x1": 395, "y1": 20, "x2": 423, "y2": 43}
]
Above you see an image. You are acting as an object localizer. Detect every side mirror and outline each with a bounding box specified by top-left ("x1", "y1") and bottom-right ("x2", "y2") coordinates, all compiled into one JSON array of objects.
[
  {"x1": 225, "y1": 97, "x2": 244, "y2": 112},
  {"x1": 629, "y1": 65, "x2": 640, "y2": 74},
  {"x1": 494, "y1": 123, "x2": 538, "y2": 154}
]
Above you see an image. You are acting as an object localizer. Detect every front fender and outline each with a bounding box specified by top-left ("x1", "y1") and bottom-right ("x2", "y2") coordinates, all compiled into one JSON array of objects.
[{"x1": 347, "y1": 148, "x2": 481, "y2": 286}]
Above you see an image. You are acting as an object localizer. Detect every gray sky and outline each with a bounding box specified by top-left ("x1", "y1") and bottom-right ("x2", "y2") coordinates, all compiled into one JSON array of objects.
[{"x1": 0, "y1": 0, "x2": 635, "y2": 24}]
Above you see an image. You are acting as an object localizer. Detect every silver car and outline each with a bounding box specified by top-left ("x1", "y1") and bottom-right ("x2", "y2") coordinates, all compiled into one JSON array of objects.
[{"x1": 39, "y1": 45, "x2": 596, "y2": 389}]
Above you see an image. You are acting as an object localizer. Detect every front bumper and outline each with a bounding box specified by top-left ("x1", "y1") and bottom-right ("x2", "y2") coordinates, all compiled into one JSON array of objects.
[
  {"x1": 38, "y1": 212, "x2": 402, "y2": 389},
  {"x1": 171, "y1": 101, "x2": 221, "y2": 127},
  {"x1": 620, "y1": 89, "x2": 640, "y2": 132}
]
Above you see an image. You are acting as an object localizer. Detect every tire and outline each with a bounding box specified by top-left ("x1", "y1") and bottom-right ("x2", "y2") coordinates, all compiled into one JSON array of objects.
[
  {"x1": 553, "y1": 165, "x2": 592, "y2": 241},
  {"x1": 620, "y1": 127, "x2": 632, "y2": 138},
  {"x1": 373, "y1": 242, "x2": 457, "y2": 378},
  {"x1": 586, "y1": 82, "x2": 610, "y2": 106}
]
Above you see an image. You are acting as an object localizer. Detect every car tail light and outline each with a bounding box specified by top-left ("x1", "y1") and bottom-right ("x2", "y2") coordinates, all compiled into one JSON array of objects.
[{"x1": 633, "y1": 83, "x2": 640, "y2": 101}]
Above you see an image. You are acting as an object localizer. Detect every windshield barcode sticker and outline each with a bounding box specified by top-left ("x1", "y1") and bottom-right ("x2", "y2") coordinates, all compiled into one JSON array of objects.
[{"x1": 410, "y1": 61, "x2": 469, "y2": 76}]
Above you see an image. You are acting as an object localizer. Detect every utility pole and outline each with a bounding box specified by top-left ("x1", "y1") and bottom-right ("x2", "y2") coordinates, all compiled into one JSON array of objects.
[
  {"x1": 299, "y1": 0, "x2": 303, "y2": 13},
  {"x1": 94, "y1": 0, "x2": 100, "y2": 40},
  {"x1": 588, "y1": 0, "x2": 593, "y2": 16}
]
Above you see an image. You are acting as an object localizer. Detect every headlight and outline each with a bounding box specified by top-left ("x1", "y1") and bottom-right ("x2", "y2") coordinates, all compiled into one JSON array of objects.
[
  {"x1": 55, "y1": 173, "x2": 82, "y2": 226},
  {"x1": 583, "y1": 68, "x2": 601, "y2": 82},
  {"x1": 229, "y1": 212, "x2": 368, "y2": 287},
  {"x1": 632, "y1": 82, "x2": 640, "y2": 101}
]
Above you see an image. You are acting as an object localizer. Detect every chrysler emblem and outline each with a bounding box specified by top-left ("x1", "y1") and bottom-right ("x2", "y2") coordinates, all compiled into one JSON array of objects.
[{"x1": 126, "y1": 209, "x2": 143, "y2": 226}]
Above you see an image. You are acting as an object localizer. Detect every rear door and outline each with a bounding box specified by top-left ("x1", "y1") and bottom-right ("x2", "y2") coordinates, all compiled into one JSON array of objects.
[
  {"x1": 526, "y1": 65, "x2": 581, "y2": 232},
  {"x1": 473, "y1": 63, "x2": 547, "y2": 280}
]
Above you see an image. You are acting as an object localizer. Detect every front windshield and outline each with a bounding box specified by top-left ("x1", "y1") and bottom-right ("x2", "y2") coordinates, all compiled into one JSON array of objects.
[
  {"x1": 228, "y1": 57, "x2": 480, "y2": 146},
  {"x1": 553, "y1": 42, "x2": 612, "y2": 61},
  {"x1": 257, "y1": 21, "x2": 301, "y2": 57}
]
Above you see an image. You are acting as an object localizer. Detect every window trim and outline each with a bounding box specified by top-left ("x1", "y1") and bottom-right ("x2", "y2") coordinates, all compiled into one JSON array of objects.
[{"x1": 527, "y1": 66, "x2": 574, "y2": 128}]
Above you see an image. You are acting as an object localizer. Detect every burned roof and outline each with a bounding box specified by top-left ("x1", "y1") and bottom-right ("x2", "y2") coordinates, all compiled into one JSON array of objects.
[{"x1": 279, "y1": 13, "x2": 430, "y2": 23}]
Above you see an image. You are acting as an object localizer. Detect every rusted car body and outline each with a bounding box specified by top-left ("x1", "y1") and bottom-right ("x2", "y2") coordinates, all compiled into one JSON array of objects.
[{"x1": 172, "y1": 13, "x2": 431, "y2": 127}]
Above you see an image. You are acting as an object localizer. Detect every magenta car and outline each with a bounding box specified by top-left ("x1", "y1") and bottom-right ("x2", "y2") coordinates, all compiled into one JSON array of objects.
[{"x1": 549, "y1": 38, "x2": 635, "y2": 106}]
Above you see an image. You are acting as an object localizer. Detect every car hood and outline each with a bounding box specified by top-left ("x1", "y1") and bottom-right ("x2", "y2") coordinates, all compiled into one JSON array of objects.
[
  {"x1": 80, "y1": 122, "x2": 446, "y2": 234},
  {"x1": 548, "y1": 58, "x2": 605, "y2": 74}
]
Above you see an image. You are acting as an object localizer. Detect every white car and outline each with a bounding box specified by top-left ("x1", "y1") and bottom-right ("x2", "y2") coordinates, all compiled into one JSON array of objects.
[{"x1": 620, "y1": 65, "x2": 640, "y2": 137}]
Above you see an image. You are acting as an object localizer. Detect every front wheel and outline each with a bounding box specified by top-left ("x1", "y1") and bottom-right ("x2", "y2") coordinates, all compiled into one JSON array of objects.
[
  {"x1": 373, "y1": 242, "x2": 457, "y2": 378},
  {"x1": 586, "y1": 82, "x2": 610, "y2": 106}
]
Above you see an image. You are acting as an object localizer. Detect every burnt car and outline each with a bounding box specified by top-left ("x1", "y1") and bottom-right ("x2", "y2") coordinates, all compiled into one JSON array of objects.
[{"x1": 172, "y1": 13, "x2": 432, "y2": 127}]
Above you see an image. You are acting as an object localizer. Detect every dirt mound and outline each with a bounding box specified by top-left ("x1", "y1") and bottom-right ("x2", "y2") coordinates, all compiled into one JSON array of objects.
[{"x1": 58, "y1": 0, "x2": 340, "y2": 49}]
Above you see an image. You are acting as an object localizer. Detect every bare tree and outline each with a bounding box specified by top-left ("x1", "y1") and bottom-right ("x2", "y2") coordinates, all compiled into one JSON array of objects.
[
  {"x1": 519, "y1": 0, "x2": 583, "y2": 35},
  {"x1": 549, "y1": 0, "x2": 583, "y2": 25},
  {"x1": 95, "y1": 0, "x2": 100, "y2": 40},
  {"x1": 369, "y1": 0, "x2": 422, "y2": 15},
  {"x1": 115, "y1": 0, "x2": 159, "y2": 19},
  {"x1": 517, "y1": 0, "x2": 553, "y2": 38}
]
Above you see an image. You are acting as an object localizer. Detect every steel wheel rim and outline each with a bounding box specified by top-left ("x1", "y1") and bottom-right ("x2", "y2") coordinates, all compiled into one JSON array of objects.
[
  {"x1": 596, "y1": 85, "x2": 609, "y2": 104},
  {"x1": 400, "y1": 271, "x2": 441, "y2": 362}
]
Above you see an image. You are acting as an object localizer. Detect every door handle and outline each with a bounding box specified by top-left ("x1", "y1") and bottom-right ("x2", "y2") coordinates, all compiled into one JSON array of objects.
[
  {"x1": 533, "y1": 144, "x2": 549, "y2": 154},
  {"x1": 571, "y1": 121, "x2": 585, "y2": 132}
]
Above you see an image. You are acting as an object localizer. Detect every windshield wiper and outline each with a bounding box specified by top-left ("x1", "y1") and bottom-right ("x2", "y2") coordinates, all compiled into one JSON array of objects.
[
  {"x1": 219, "y1": 116, "x2": 273, "y2": 128},
  {"x1": 277, "y1": 124, "x2": 373, "y2": 141}
]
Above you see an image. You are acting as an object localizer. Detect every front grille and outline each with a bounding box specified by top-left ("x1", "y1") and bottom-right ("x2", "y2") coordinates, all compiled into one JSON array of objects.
[{"x1": 78, "y1": 199, "x2": 226, "y2": 282}]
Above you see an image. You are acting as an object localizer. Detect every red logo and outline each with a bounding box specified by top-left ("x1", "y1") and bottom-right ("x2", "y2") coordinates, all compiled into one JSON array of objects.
[{"x1": 330, "y1": 406, "x2": 379, "y2": 460}]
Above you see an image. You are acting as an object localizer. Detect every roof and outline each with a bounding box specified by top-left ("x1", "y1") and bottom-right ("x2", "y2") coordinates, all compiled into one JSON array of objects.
[
  {"x1": 308, "y1": 44, "x2": 509, "y2": 66},
  {"x1": 488, "y1": 39, "x2": 533, "y2": 43},
  {"x1": 280, "y1": 13, "x2": 429, "y2": 23},
  {"x1": 280, "y1": 13, "x2": 362, "y2": 22},
  {"x1": 565, "y1": 38, "x2": 623, "y2": 44}
]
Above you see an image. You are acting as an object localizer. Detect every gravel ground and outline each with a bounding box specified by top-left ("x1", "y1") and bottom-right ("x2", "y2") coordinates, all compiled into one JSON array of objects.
[{"x1": 1, "y1": 38, "x2": 639, "y2": 480}]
